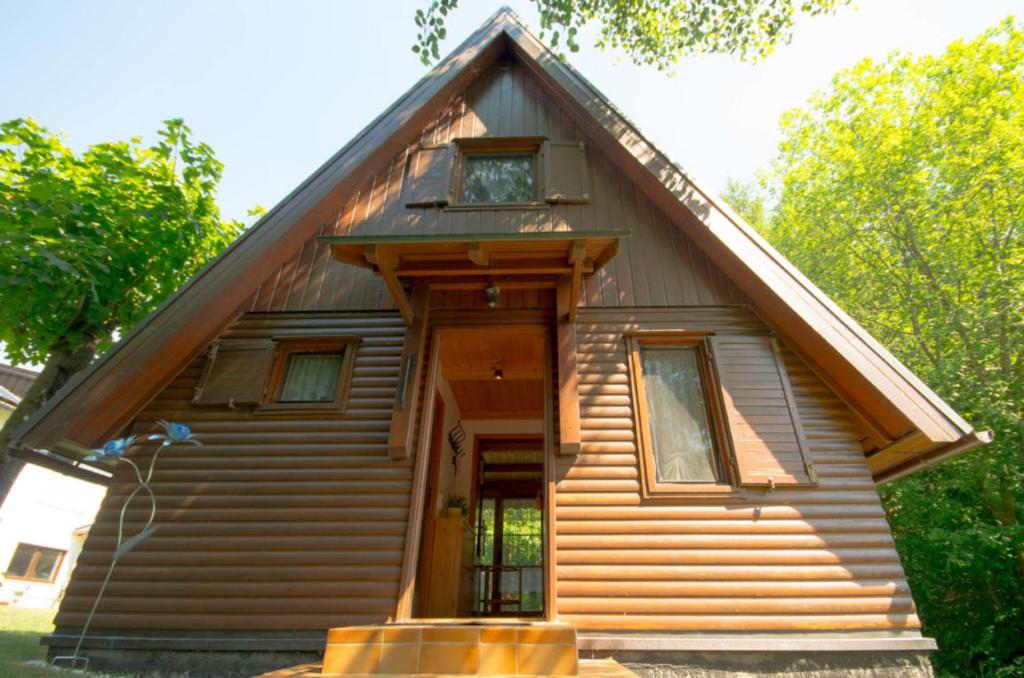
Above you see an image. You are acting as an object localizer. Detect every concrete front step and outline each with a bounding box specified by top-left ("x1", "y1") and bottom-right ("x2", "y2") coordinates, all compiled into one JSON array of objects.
[{"x1": 254, "y1": 623, "x2": 637, "y2": 677}]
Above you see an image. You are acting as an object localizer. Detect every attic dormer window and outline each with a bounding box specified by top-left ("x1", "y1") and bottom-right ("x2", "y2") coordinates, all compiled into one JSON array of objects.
[
  {"x1": 461, "y1": 154, "x2": 535, "y2": 204},
  {"x1": 402, "y1": 137, "x2": 590, "y2": 208}
]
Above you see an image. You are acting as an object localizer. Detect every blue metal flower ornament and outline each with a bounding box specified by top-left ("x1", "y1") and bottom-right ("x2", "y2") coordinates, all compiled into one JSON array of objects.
[{"x1": 53, "y1": 422, "x2": 201, "y2": 670}]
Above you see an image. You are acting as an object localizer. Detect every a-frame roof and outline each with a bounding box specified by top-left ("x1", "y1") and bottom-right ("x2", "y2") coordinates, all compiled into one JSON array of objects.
[{"x1": 14, "y1": 8, "x2": 988, "y2": 482}]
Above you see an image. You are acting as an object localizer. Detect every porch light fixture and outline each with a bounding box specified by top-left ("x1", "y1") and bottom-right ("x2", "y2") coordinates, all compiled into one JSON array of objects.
[
  {"x1": 485, "y1": 284, "x2": 500, "y2": 308},
  {"x1": 492, "y1": 363, "x2": 504, "y2": 380}
]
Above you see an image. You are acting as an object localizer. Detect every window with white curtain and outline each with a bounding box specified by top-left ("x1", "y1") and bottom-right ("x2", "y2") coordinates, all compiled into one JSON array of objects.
[{"x1": 276, "y1": 351, "x2": 345, "y2": 403}]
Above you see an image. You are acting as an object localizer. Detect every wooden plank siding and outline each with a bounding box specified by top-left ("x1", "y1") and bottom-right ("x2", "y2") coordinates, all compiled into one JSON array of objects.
[
  {"x1": 247, "y1": 60, "x2": 746, "y2": 314},
  {"x1": 56, "y1": 312, "x2": 411, "y2": 631},
  {"x1": 554, "y1": 308, "x2": 919, "y2": 632}
]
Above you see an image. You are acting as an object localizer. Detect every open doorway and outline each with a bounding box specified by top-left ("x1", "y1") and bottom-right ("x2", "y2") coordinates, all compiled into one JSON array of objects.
[
  {"x1": 473, "y1": 436, "x2": 544, "y2": 616},
  {"x1": 413, "y1": 327, "x2": 549, "y2": 620}
]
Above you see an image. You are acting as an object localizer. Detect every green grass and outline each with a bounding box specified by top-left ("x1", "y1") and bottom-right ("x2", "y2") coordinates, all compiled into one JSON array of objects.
[
  {"x1": 0, "y1": 607, "x2": 144, "y2": 678},
  {"x1": 0, "y1": 606, "x2": 67, "y2": 677}
]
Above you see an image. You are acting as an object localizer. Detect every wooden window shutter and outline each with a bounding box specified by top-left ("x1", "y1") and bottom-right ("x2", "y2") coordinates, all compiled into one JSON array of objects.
[
  {"x1": 710, "y1": 335, "x2": 817, "y2": 487},
  {"x1": 404, "y1": 144, "x2": 454, "y2": 206},
  {"x1": 193, "y1": 340, "x2": 276, "y2": 407},
  {"x1": 543, "y1": 140, "x2": 589, "y2": 203}
]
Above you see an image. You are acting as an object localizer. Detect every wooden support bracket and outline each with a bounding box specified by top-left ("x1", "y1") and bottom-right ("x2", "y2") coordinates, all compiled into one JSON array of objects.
[
  {"x1": 567, "y1": 240, "x2": 586, "y2": 323},
  {"x1": 387, "y1": 282, "x2": 431, "y2": 459},
  {"x1": 592, "y1": 238, "x2": 620, "y2": 272},
  {"x1": 366, "y1": 245, "x2": 414, "y2": 326},
  {"x1": 467, "y1": 241, "x2": 491, "y2": 267},
  {"x1": 556, "y1": 277, "x2": 582, "y2": 455}
]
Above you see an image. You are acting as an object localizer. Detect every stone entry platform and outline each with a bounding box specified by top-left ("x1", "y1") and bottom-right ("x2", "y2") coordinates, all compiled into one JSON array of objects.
[{"x1": 255, "y1": 623, "x2": 637, "y2": 677}]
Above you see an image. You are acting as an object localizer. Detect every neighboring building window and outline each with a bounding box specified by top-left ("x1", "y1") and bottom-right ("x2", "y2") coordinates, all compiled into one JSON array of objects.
[
  {"x1": 5, "y1": 543, "x2": 65, "y2": 582},
  {"x1": 461, "y1": 154, "x2": 535, "y2": 204},
  {"x1": 261, "y1": 336, "x2": 360, "y2": 412},
  {"x1": 627, "y1": 333, "x2": 731, "y2": 495}
]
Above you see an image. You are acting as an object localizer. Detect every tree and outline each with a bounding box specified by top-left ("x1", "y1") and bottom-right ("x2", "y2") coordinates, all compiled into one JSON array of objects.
[
  {"x1": 764, "y1": 18, "x2": 1023, "y2": 675},
  {"x1": 720, "y1": 177, "x2": 768, "y2": 232},
  {"x1": 0, "y1": 118, "x2": 243, "y2": 500},
  {"x1": 413, "y1": 0, "x2": 849, "y2": 69}
]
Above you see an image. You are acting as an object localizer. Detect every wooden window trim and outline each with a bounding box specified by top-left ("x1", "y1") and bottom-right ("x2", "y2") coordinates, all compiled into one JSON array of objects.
[
  {"x1": 626, "y1": 331, "x2": 737, "y2": 498},
  {"x1": 449, "y1": 137, "x2": 547, "y2": 209},
  {"x1": 256, "y1": 335, "x2": 361, "y2": 415},
  {"x1": 5, "y1": 543, "x2": 65, "y2": 583}
]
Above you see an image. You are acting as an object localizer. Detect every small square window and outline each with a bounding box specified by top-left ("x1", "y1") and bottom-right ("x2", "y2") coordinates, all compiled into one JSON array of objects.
[
  {"x1": 5, "y1": 543, "x2": 65, "y2": 582},
  {"x1": 277, "y1": 352, "x2": 345, "y2": 403},
  {"x1": 461, "y1": 154, "x2": 535, "y2": 204},
  {"x1": 259, "y1": 336, "x2": 360, "y2": 413}
]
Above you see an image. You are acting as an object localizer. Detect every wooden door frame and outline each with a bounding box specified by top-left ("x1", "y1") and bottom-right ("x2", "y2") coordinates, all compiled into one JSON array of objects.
[
  {"x1": 394, "y1": 320, "x2": 556, "y2": 622},
  {"x1": 414, "y1": 391, "x2": 446, "y2": 617}
]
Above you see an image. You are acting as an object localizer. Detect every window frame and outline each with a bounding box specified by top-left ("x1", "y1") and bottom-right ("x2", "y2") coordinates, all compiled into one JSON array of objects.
[
  {"x1": 625, "y1": 332, "x2": 736, "y2": 497},
  {"x1": 450, "y1": 137, "x2": 545, "y2": 209},
  {"x1": 5, "y1": 543, "x2": 65, "y2": 583},
  {"x1": 258, "y1": 335, "x2": 361, "y2": 414}
]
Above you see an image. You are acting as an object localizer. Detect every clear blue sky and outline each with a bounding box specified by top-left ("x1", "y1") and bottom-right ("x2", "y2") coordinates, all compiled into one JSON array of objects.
[{"x1": 0, "y1": 0, "x2": 1017, "y2": 225}]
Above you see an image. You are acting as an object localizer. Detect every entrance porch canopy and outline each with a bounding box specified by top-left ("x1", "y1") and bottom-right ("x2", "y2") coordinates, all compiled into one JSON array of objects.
[{"x1": 320, "y1": 231, "x2": 623, "y2": 324}]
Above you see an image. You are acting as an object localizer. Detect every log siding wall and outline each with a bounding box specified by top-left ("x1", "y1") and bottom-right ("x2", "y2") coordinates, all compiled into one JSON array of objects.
[
  {"x1": 56, "y1": 312, "x2": 410, "y2": 631},
  {"x1": 555, "y1": 307, "x2": 918, "y2": 632}
]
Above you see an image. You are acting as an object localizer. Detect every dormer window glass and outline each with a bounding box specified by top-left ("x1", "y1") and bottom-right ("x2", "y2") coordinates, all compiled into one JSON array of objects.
[{"x1": 461, "y1": 154, "x2": 535, "y2": 204}]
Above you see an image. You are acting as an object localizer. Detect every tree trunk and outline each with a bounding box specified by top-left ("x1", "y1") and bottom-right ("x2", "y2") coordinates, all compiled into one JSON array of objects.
[{"x1": 0, "y1": 336, "x2": 100, "y2": 507}]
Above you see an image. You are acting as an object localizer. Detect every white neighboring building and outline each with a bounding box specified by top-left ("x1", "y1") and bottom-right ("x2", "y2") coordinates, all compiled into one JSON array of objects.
[{"x1": 0, "y1": 364, "x2": 107, "y2": 609}]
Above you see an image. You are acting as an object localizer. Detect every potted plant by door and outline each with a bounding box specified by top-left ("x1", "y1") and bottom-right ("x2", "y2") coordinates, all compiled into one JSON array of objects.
[{"x1": 446, "y1": 494, "x2": 468, "y2": 517}]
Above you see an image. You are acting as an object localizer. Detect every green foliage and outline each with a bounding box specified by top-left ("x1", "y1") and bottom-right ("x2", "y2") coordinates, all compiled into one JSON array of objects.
[
  {"x1": 413, "y1": 0, "x2": 849, "y2": 70},
  {"x1": 764, "y1": 18, "x2": 1024, "y2": 675},
  {"x1": 0, "y1": 118, "x2": 243, "y2": 365},
  {"x1": 720, "y1": 177, "x2": 768, "y2": 232}
]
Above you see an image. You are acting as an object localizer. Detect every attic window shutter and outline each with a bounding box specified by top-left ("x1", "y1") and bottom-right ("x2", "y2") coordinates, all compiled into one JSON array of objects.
[
  {"x1": 404, "y1": 144, "x2": 454, "y2": 206},
  {"x1": 710, "y1": 335, "x2": 816, "y2": 487},
  {"x1": 543, "y1": 140, "x2": 589, "y2": 203},
  {"x1": 193, "y1": 340, "x2": 276, "y2": 406}
]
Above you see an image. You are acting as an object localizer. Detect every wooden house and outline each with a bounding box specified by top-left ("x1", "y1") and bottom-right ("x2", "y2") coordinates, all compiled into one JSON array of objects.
[{"x1": 15, "y1": 8, "x2": 990, "y2": 677}]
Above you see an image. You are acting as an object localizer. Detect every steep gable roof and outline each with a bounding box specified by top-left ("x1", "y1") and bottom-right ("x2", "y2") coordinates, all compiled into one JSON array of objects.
[{"x1": 13, "y1": 8, "x2": 988, "y2": 482}]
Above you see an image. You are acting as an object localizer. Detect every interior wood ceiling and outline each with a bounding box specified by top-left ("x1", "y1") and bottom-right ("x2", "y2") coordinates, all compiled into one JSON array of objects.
[{"x1": 440, "y1": 330, "x2": 545, "y2": 420}]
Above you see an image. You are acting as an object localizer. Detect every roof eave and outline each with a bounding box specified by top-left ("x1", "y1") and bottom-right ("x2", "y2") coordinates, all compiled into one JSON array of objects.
[{"x1": 875, "y1": 430, "x2": 994, "y2": 484}]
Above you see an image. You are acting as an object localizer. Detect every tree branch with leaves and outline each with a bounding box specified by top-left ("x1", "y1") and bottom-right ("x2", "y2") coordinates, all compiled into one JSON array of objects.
[
  {"x1": 0, "y1": 118, "x2": 244, "y2": 500},
  {"x1": 414, "y1": 0, "x2": 849, "y2": 69}
]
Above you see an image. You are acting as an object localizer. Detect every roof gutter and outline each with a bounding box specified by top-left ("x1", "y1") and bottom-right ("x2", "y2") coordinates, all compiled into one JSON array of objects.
[{"x1": 875, "y1": 429, "x2": 994, "y2": 484}]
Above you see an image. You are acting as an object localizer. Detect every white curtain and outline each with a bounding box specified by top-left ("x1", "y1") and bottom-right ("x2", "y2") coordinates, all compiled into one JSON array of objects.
[
  {"x1": 641, "y1": 347, "x2": 718, "y2": 482},
  {"x1": 279, "y1": 353, "x2": 343, "y2": 402}
]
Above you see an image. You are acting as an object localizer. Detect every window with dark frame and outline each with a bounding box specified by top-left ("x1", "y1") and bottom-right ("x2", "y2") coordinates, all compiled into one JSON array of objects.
[
  {"x1": 461, "y1": 154, "x2": 535, "y2": 204},
  {"x1": 627, "y1": 334, "x2": 732, "y2": 495},
  {"x1": 5, "y1": 543, "x2": 65, "y2": 582},
  {"x1": 260, "y1": 336, "x2": 360, "y2": 412}
]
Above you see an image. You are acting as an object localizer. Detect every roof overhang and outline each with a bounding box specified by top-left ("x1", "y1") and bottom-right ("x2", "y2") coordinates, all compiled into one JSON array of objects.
[
  {"x1": 10, "y1": 444, "x2": 112, "y2": 486},
  {"x1": 321, "y1": 231, "x2": 622, "y2": 324}
]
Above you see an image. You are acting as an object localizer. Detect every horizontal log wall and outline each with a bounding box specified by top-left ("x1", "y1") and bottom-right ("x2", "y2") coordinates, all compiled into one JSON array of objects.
[
  {"x1": 56, "y1": 312, "x2": 410, "y2": 631},
  {"x1": 555, "y1": 307, "x2": 918, "y2": 632}
]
